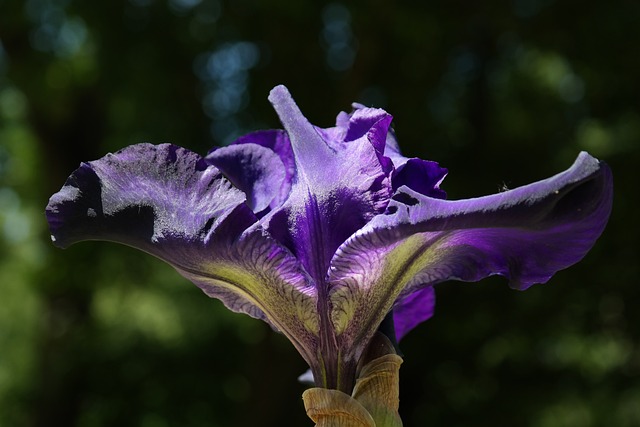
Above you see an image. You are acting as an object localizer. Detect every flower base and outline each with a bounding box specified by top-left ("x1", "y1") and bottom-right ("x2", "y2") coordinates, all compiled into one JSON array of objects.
[{"x1": 303, "y1": 350, "x2": 403, "y2": 426}]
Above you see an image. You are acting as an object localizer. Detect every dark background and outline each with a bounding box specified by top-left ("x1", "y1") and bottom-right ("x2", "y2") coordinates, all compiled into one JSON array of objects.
[{"x1": 1, "y1": 0, "x2": 638, "y2": 426}]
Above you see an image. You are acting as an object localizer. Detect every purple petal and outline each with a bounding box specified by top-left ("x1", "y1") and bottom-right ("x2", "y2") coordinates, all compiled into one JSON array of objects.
[
  {"x1": 205, "y1": 143, "x2": 287, "y2": 214},
  {"x1": 350, "y1": 102, "x2": 409, "y2": 169},
  {"x1": 330, "y1": 152, "x2": 612, "y2": 349},
  {"x1": 344, "y1": 108, "x2": 390, "y2": 149},
  {"x1": 392, "y1": 158, "x2": 448, "y2": 199},
  {"x1": 382, "y1": 128, "x2": 410, "y2": 168},
  {"x1": 46, "y1": 143, "x2": 320, "y2": 363},
  {"x1": 393, "y1": 286, "x2": 435, "y2": 341},
  {"x1": 226, "y1": 129, "x2": 296, "y2": 209},
  {"x1": 262, "y1": 86, "x2": 393, "y2": 284},
  {"x1": 46, "y1": 143, "x2": 253, "y2": 251}
]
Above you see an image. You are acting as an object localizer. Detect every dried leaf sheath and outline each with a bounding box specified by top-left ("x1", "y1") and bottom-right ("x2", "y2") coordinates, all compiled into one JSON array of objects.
[
  {"x1": 303, "y1": 333, "x2": 403, "y2": 427},
  {"x1": 303, "y1": 354, "x2": 403, "y2": 427}
]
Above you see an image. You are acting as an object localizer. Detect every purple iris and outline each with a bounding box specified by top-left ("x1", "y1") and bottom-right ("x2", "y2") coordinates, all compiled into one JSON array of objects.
[{"x1": 46, "y1": 85, "x2": 612, "y2": 394}]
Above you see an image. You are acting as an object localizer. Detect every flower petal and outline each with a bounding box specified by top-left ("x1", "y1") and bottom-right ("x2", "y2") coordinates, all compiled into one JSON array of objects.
[
  {"x1": 382, "y1": 128, "x2": 409, "y2": 168},
  {"x1": 224, "y1": 129, "x2": 296, "y2": 210},
  {"x1": 205, "y1": 142, "x2": 287, "y2": 214},
  {"x1": 260, "y1": 86, "x2": 395, "y2": 388},
  {"x1": 46, "y1": 143, "x2": 319, "y2": 361},
  {"x1": 176, "y1": 228, "x2": 320, "y2": 360},
  {"x1": 330, "y1": 152, "x2": 612, "y2": 349},
  {"x1": 391, "y1": 158, "x2": 447, "y2": 199},
  {"x1": 46, "y1": 143, "x2": 253, "y2": 250},
  {"x1": 392, "y1": 286, "x2": 435, "y2": 341},
  {"x1": 263, "y1": 86, "x2": 393, "y2": 283}
]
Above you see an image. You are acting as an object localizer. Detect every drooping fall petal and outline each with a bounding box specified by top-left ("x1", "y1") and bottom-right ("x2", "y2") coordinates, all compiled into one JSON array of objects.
[
  {"x1": 392, "y1": 286, "x2": 436, "y2": 341},
  {"x1": 330, "y1": 151, "x2": 612, "y2": 348},
  {"x1": 45, "y1": 143, "x2": 319, "y2": 362}
]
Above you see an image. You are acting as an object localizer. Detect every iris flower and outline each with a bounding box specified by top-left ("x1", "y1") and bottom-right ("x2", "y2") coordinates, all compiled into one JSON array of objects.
[{"x1": 46, "y1": 85, "x2": 612, "y2": 408}]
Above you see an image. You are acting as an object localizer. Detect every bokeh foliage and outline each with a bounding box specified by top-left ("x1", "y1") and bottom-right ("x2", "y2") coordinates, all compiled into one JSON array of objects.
[{"x1": 0, "y1": 0, "x2": 638, "y2": 425}]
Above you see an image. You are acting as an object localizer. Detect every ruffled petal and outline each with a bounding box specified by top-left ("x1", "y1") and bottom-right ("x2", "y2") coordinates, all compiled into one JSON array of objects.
[
  {"x1": 205, "y1": 142, "x2": 287, "y2": 214},
  {"x1": 46, "y1": 143, "x2": 252, "y2": 250},
  {"x1": 391, "y1": 158, "x2": 448, "y2": 199},
  {"x1": 225, "y1": 129, "x2": 296, "y2": 209},
  {"x1": 350, "y1": 103, "x2": 407, "y2": 169},
  {"x1": 329, "y1": 152, "x2": 612, "y2": 351},
  {"x1": 46, "y1": 143, "x2": 319, "y2": 361}
]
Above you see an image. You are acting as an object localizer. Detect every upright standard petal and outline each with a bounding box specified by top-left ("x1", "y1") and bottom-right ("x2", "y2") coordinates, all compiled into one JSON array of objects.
[
  {"x1": 262, "y1": 85, "x2": 394, "y2": 390},
  {"x1": 46, "y1": 143, "x2": 319, "y2": 363},
  {"x1": 330, "y1": 152, "x2": 613, "y2": 350},
  {"x1": 207, "y1": 129, "x2": 296, "y2": 213},
  {"x1": 391, "y1": 158, "x2": 448, "y2": 199},
  {"x1": 205, "y1": 142, "x2": 287, "y2": 214},
  {"x1": 263, "y1": 86, "x2": 393, "y2": 281}
]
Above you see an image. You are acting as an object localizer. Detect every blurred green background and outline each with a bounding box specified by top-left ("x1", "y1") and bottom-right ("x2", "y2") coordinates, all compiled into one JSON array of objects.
[{"x1": 0, "y1": 0, "x2": 638, "y2": 426}]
